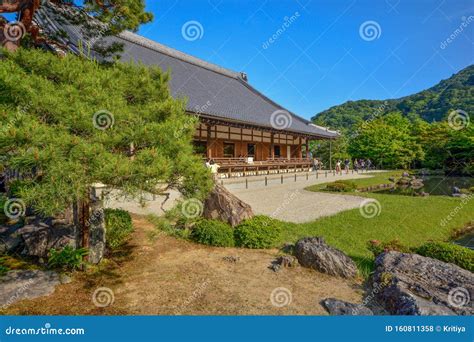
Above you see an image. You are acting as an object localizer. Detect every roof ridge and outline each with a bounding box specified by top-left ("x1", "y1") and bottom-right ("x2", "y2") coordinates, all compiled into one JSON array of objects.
[{"x1": 118, "y1": 31, "x2": 243, "y2": 80}]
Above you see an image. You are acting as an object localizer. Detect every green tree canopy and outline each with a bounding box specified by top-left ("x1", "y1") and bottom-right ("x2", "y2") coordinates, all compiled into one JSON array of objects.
[
  {"x1": 348, "y1": 113, "x2": 424, "y2": 169},
  {"x1": 0, "y1": 48, "x2": 212, "y2": 216}
]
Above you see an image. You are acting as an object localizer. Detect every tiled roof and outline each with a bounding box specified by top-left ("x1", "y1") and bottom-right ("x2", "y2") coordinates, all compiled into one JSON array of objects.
[{"x1": 34, "y1": 4, "x2": 338, "y2": 139}]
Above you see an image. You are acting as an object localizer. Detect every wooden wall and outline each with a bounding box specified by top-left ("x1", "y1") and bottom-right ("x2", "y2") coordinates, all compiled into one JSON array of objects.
[{"x1": 194, "y1": 123, "x2": 306, "y2": 160}]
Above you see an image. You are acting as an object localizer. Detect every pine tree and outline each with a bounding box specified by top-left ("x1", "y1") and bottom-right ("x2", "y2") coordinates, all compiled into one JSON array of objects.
[
  {"x1": 0, "y1": 48, "x2": 212, "y2": 225},
  {"x1": 0, "y1": 1, "x2": 152, "y2": 52}
]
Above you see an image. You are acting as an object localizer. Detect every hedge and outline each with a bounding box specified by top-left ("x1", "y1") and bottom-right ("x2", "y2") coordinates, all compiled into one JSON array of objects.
[
  {"x1": 191, "y1": 219, "x2": 235, "y2": 247},
  {"x1": 234, "y1": 216, "x2": 282, "y2": 249}
]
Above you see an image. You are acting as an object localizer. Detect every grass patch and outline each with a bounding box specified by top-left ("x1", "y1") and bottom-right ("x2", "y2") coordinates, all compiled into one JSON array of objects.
[
  {"x1": 306, "y1": 171, "x2": 403, "y2": 192},
  {"x1": 286, "y1": 171, "x2": 474, "y2": 275}
]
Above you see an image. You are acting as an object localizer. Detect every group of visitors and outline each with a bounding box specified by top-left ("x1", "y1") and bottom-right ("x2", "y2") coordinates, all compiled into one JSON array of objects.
[
  {"x1": 335, "y1": 158, "x2": 372, "y2": 174},
  {"x1": 311, "y1": 158, "x2": 324, "y2": 171}
]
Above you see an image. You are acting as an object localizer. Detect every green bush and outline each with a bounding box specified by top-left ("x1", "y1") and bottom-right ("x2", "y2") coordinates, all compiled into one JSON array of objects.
[
  {"x1": 191, "y1": 219, "x2": 235, "y2": 247},
  {"x1": 415, "y1": 242, "x2": 474, "y2": 272},
  {"x1": 234, "y1": 216, "x2": 282, "y2": 249},
  {"x1": 48, "y1": 246, "x2": 88, "y2": 271},
  {"x1": 367, "y1": 239, "x2": 410, "y2": 257},
  {"x1": 325, "y1": 180, "x2": 357, "y2": 192},
  {"x1": 104, "y1": 208, "x2": 133, "y2": 249}
]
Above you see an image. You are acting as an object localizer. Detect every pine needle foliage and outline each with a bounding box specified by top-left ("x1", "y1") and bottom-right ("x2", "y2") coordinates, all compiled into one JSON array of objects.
[{"x1": 0, "y1": 48, "x2": 213, "y2": 216}]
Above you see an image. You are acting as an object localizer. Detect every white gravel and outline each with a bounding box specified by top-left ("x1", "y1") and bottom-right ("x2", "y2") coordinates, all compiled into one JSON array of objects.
[{"x1": 225, "y1": 172, "x2": 376, "y2": 223}]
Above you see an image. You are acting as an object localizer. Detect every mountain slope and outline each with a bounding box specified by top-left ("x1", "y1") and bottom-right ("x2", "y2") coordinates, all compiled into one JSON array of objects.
[{"x1": 312, "y1": 65, "x2": 474, "y2": 131}]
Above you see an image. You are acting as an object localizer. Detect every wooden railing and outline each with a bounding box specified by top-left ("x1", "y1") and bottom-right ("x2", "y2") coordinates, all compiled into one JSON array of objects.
[{"x1": 206, "y1": 157, "x2": 313, "y2": 178}]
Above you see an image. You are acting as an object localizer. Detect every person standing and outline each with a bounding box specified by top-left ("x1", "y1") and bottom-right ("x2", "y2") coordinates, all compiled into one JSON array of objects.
[
  {"x1": 209, "y1": 159, "x2": 220, "y2": 181},
  {"x1": 344, "y1": 159, "x2": 350, "y2": 174}
]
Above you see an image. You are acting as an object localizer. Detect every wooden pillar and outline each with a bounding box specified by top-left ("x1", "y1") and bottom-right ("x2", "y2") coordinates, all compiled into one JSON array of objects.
[
  {"x1": 298, "y1": 137, "x2": 302, "y2": 159},
  {"x1": 329, "y1": 139, "x2": 333, "y2": 171},
  {"x1": 206, "y1": 124, "x2": 212, "y2": 158},
  {"x1": 305, "y1": 139, "x2": 309, "y2": 159},
  {"x1": 270, "y1": 133, "x2": 275, "y2": 160},
  {"x1": 240, "y1": 128, "x2": 244, "y2": 157}
]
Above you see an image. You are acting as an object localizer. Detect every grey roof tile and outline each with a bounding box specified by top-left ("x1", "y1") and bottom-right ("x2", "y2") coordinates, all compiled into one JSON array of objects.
[{"x1": 34, "y1": 4, "x2": 338, "y2": 139}]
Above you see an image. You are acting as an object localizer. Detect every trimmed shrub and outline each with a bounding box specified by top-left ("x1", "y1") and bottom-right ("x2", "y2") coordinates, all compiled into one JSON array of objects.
[
  {"x1": 325, "y1": 180, "x2": 357, "y2": 192},
  {"x1": 191, "y1": 219, "x2": 234, "y2": 247},
  {"x1": 234, "y1": 216, "x2": 282, "y2": 249},
  {"x1": 48, "y1": 246, "x2": 88, "y2": 271},
  {"x1": 104, "y1": 208, "x2": 134, "y2": 249},
  {"x1": 415, "y1": 242, "x2": 474, "y2": 272}
]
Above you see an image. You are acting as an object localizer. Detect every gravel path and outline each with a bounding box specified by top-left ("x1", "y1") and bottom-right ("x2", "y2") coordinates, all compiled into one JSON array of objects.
[{"x1": 225, "y1": 172, "x2": 376, "y2": 223}]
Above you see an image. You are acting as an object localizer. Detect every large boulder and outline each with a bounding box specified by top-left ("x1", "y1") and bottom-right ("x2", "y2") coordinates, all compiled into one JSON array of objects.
[
  {"x1": 294, "y1": 237, "x2": 357, "y2": 278},
  {"x1": 203, "y1": 184, "x2": 254, "y2": 227},
  {"x1": 0, "y1": 221, "x2": 75, "y2": 259},
  {"x1": 0, "y1": 270, "x2": 69, "y2": 309},
  {"x1": 322, "y1": 298, "x2": 373, "y2": 315},
  {"x1": 373, "y1": 251, "x2": 474, "y2": 315}
]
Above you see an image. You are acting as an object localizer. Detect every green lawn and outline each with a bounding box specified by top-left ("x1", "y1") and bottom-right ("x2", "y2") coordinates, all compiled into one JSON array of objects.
[
  {"x1": 307, "y1": 171, "x2": 404, "y2": 191},
  {"x1": 279, "y1": 172, "x2": 474, "y2": 274}
]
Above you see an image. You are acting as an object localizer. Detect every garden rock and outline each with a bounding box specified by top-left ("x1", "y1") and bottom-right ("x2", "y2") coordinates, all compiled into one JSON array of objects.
[
  {"x1": 275, "y1": 255, "x2": 298, "y2": 268},
  {"x1": 410, "y1": 178, "x2": 424, "y2": 189},
  {"x1": 0, "y1": 222, "x2": 75, "y2": 259},
  {"x1": 322, "y1": 298, "x2": 373, "y2": 315},
  {"x1": 373, "y1": 251, "x2": 474, "y2": 315},
  {"x1": 0, "y1": 270, "x2": 68, "y2": 308},
  {"x1": 203, "y1": 184, "x2": 254, "y2": 227},
  {"x1": 294, "y1": 237, "x2": 357, "y2": 278},
  {"x1": 269, "y1": 255, "x2": 298, "y2": 272}
]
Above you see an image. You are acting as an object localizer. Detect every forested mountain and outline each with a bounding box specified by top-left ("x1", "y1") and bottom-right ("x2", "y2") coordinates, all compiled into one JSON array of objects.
[
  {"x1": 312, "y1": 65, "x2": 474, "y2": 131},
  {"x1": 310, "y1": 65, "x2": 473, "y2": 174}
]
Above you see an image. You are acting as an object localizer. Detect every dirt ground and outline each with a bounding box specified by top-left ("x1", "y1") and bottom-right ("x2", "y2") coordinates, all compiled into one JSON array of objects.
[{"x1": 1, "y1": 215, "x2": 364, "y2": 315}]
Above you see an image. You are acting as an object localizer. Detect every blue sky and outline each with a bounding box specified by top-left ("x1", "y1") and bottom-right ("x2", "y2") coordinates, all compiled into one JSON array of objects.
[{"x1": 137, "y1": 0, "x2": 473, "y2": 119}]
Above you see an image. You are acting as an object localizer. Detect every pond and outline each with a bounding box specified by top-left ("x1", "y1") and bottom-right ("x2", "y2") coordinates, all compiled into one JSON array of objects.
[
  {"x1": 376, "y1": 176, "x2": 474, "y2": 197},
  {"x1": 454, "y1": 233, "x2": 474, "y2": 250}
]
